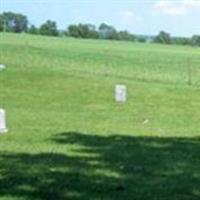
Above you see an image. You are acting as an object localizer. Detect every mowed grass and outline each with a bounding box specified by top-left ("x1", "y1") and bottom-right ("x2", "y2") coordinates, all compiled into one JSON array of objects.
[{"x1": 0, "y1": 33, "x2": 200, "y2": 200}]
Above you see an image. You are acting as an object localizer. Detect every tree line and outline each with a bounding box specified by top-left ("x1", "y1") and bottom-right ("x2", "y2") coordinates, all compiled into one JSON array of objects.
[{"x1": 0, "y1": 11, "x2": 199, "y2": 46}]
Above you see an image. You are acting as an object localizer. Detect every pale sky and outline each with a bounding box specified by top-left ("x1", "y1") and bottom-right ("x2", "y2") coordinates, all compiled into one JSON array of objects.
[{"x1": 1, "y1": 0, "x2": 200, "y2": 37}]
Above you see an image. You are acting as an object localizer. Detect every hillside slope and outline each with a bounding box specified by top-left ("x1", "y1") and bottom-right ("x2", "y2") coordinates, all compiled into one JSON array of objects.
[
  {"x1": 1, "y1": 33, "x2": 200, "y2": 137},
  {"x1": 0, "y1": 33, "x2": 200, "y2": 200}
]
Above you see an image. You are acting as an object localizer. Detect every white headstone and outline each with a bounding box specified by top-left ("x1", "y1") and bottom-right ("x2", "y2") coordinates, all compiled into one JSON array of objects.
[
  {"x1": 115, "y1": 84, "x2": 127, "y2": 102},
  {"x1": 0, "y1": 64, "x2": 6, "y2": 71},
  {"x1": 0, "y1": 109, "x2": 7, "y2": 133}
]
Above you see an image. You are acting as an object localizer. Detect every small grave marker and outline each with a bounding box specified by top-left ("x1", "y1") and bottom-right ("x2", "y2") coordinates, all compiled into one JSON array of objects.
[
  {"x1": 0, "y1": 109, "x2": 7, "y2": 133},
  {"x1": 115, "y1": 84, "x2": 127, "y2": 102},
  {"x1": 0, "y1": 64, "x2": 6, "y2": 71}
]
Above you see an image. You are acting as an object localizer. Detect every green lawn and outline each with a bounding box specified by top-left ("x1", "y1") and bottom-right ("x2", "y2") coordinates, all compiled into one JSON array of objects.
[{"x1": 0, "y1": 33, "x2": 200, "y2": 200}]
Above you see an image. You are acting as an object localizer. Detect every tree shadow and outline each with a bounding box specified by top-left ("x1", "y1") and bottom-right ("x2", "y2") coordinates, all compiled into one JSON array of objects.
[{"x1": 0, "y1": 132, "x2": 200, "y2": 200}]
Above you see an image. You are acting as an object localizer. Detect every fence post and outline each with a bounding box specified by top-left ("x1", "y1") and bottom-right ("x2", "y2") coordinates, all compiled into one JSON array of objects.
[{"x1": 187, "y1": 58, "x2": 192, "y2": 86}]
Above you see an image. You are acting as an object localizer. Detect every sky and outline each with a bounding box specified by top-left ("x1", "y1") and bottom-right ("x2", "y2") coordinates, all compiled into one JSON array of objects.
[{"x1": 1, "y1": 0, "x2": 200, "y2": 37}]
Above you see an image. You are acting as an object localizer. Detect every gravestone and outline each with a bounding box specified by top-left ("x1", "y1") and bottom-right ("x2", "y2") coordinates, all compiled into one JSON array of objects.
[
  {"x1": 0, "y1": 64, "x2": 6, "y2": 71},
  {"x1": 115, "y1": 84, "x2": 127, "y2": 102},
  {"x1": 0, "y1": 109, "x2": 7, "y2": 133}
]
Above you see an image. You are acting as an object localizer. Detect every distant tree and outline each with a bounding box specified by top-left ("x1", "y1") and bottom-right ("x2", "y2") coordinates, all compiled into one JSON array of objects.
[
  {"x1": 13, "y1": 13, "x2": 28, "y2": 32},
  {"x1": 28, "y1": 25, "x2": 38, "y2": 34},
  {"x1": 0, "y1": 12, "x2": 28, "y2": 33},
  {"x1": 76, "y1": 24, "x2": 92, "y2": 38},
  {"x1": 86, "y1": 24, "x2": 99, "y2": 39},
  {"x1": 154, "y1": 31, "x2": 171, "y2": 44},
  {"x1": 99, "y1": 23, "x2": 118, "y2": 40},
  {"x1": 136, "y1": 36, "x2": 147, "y2": 43},
  {"x1": 191, "y1": 35, "x2": 200, "y2": 46},
  {"x1": 0, "y1": 14, "x2": 4, "y2": 32},
  {"x1": 67, "y1": 24, "x2": 79, "y2": 37},
  {"x1": 39, "y1": 20, "x2": 58, "y2": 36},
  {"x1": 171, "y1": 37, "x2": 191, "y2": 46},
  {"x1": 67, "y1": 24, "x2": 99, "y2": 39},
  {"x1": 117, "y1": 30, "x2": 135, "y2": 41}
]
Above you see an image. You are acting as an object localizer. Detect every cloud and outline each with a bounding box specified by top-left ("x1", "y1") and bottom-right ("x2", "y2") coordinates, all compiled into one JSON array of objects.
[
  {"x1": 154, "y1": 0, "x2": 200, "y2": 16},
  {"x1": 120, "y1": 10, "x2": 136, "y2": 24}
]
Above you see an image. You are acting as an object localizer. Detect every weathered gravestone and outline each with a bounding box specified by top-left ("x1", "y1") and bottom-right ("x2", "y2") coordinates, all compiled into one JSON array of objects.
[
  {"x1": 0, "y1": 109, "x2": 7, "y2": 133},
  {"x1": 115, "y1": 84, "x2": 127, "y2": 102},
  {"x1": 0, "y1": 64, "x2": 6, "y2": 71}
]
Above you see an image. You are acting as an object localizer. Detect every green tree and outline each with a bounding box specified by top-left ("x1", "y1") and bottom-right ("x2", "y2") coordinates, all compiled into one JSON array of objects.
[
  {"x1": 68, "y1": 24, "x2": 80, "y2": 38},
  {"x1": 75, "y1": 24, "x2": 91, "y2": 38},
  {"x1": 0, "y1": 12, "x2": 28, "y2": 33},
  {"x1": 154, "y1": 31, "x2": 171, "y2": 44},
  {"x1": 0, "y1": 14, "x2": 4, "y2": 32},
  {"x1": 14, "y1": 13, "x2": 28, "y2": 32},
  {"x1": 137, "y1": 36, "x2": 147, "y2": 43},
  {"x1": 99, "y1": 23, "x2": 118, "y2": 40},
  {"x1": 39, "y1": 20, "x2": 59, "y2": 36},
  {"x1": 67, "y1": 24, "x2": 99, "y2": 39},
  {"x1": 28, "y1": 25, "x2": 38, "y2": 34},
  {"x1": 85, "y1": 24, "x2": 99, "y2": 39},
  {"x1": 117, "y1": 30, "x2": 135, "y2": 41},
  {"x1": 191, "y1": 35, "x2": 200, "y2": 46},
  {"x1": 171, "y1": 37, "x2": 191, "y2": 46}
]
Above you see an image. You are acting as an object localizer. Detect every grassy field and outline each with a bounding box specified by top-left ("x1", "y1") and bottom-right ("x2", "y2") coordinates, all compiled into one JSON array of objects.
[{"x1": 0, "y1": 33, "x2": 200, "y2": 200}]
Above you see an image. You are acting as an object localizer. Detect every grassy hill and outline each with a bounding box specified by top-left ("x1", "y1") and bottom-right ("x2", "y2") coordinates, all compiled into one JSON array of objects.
[{"x1": 0, "y1": 33, "x2": 200, "y2": 200}]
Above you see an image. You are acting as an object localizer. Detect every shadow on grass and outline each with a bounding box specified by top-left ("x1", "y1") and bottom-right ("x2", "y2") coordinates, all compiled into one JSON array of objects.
[{"x1": 0, "y1": 132, "x2": 200, "y2": 200}]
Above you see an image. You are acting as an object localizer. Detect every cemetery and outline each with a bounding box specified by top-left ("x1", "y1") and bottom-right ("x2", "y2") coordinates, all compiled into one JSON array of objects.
[{"x1": 0, "y1": 32, "x2": 200, "y2": 200}]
